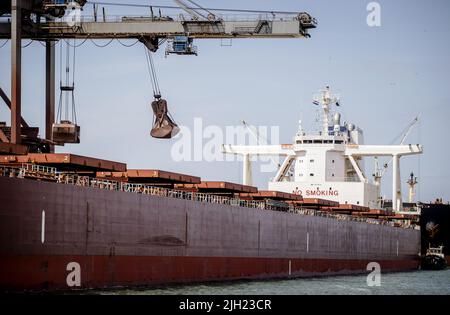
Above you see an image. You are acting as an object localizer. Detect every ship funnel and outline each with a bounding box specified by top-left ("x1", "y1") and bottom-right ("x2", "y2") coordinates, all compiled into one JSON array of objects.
[
  {"x1": 333, "y1": 113, "x2": 341, "y2": 126},
  {"x1": 333, "y1": 113, "x2": 341, "y2": 134}
]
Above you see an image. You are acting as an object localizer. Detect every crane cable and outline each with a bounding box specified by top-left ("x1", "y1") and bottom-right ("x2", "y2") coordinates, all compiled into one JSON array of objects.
[
  {"x1": 90, "y1": 38, "x2": 115, "y2": 47},
  {"x1": 72, "y1": 38, "x2": 77, "y2": 123},
  {"x1": 116, "y1": 38, "x2": 140, "y2": 47},
  {"x1": 185, "y1": 0, "x2": 216, "y2": 18},
  {"x1": 143, "y1": 42, "x2": 179, "y2": 138},
  {"x1": 56, "y1": 39, "x2": 77, "y2": 124},
  {"x1": 143, "y1": 45, "x2": 161, "y2": 99},
  {"x1": 176, "y1": 0, "x2": 209, "y2": 20},
  {"x1": 64, "y1": 37, "x2": 89, "y2": 48},
  {"x1": 0, "y1": 39, "x2": 8, "y2": 48},
  {"x1": 89, "y1": 1, "x2": 299, "y2": 15}
]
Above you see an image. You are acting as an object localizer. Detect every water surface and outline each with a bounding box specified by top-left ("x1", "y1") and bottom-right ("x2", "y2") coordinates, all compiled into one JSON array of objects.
[{"x1": 95, "y1": 269, "x2": 450, "y2": 295}]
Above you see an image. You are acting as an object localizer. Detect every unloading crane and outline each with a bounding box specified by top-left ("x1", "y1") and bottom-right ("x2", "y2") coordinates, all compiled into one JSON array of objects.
[{"x1": 0, "y1": 0, "x2": 316, "y2": 150}]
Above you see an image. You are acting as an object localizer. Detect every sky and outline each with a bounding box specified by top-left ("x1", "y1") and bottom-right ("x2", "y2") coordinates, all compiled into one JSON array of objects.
[{"x1": 1, "y1": 0, "x2": 450, "y2": 202}]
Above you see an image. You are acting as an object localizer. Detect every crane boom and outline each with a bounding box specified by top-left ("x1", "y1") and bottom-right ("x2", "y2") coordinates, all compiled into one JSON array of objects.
[
  {"x1": 242, "y1": 120, "x2": 281, "y2": 169},
  {"x1": 0, "y1": 2, "x2": 316, "y2": 41},
  {"x1": 399, "y1": 115, "x2": 420, "y2": 145},
  {"x1": 372, "y1": 115, "x2": 420, "y2": 181},
  {"x1": 0, "y1": 18, "x2": 314, "y2": 39}
]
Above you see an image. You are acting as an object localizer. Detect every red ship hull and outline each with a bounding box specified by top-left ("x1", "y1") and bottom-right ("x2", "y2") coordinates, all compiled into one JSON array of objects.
[
  {"x1": 0, "y1": 176, "x2": 421, "y2": 291},
  {"x1": 0, "y1": 255, "x2": 419, "y2": 290}
]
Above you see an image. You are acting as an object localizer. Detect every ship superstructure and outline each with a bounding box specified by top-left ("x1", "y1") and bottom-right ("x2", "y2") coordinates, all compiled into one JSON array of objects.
[{"x1": 222, "y1": 86, "x2": 423, "y2": 211}]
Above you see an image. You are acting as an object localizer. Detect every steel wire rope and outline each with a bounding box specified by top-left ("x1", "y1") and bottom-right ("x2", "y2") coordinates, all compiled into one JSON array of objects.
[
  {"x1": 64, "y1": 41, "x2": 70, "y2": 120},
  {"x1": 89, "y1": 38, "x2": 114, "y2": 47},
  {"x1": 71, "y1": 38, "x2": 77, "y2": 124},
  {"x1": 63, "y1": 36, "x2": 89, "y2": 48},
  {"x1": 143, "y1": 41, "x2": 161, "y2": 99},
  {"x1": 0, "y1": 39, "x2": 9, "y2": 48},
  {"x1": 89, "y1": 1, "x2": 298, "y2": 15},
  {"x1": 186, "y1": 0, "x2": 215, "y2": 18},
  {"x1": 56, "y1": 40, "x2": 77, "y2": 123},
  {"x1": 36, "y1": 39, "x2": 60, "y2": 48},
  {"x1": 116, "y1": 37, "x2": 140, "y2": 47},
  {"x1": 21, "y1": 40, "x2": 33, "y2": 48},
  {"x1": 56, "y1": 40, "x2": 63, "y2": 123}
]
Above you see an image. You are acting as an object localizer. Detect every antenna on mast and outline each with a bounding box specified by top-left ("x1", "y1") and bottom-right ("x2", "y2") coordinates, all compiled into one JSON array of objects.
[{"x1": 313, "y1": 86, "x2": 340, "y2": 135}]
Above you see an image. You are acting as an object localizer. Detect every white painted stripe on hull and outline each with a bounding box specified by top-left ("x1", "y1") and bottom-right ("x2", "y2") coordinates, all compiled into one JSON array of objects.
[
  {"x1": 306, "y1": 232, "x2": 309, "y2": 253},
  {"x1": 41, "y1": 210, "x2": 45, "y2": 244}
]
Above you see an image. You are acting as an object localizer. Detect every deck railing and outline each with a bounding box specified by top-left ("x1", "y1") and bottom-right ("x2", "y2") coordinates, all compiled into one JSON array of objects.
[{"x1": 0, "y1": 164, "x2": 419, "y2": 230}]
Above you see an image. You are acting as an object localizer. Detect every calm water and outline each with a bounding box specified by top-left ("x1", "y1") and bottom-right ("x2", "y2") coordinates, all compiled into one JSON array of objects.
[{"x1": 96, "y1": 269, "x2": 450, "y2": 295}]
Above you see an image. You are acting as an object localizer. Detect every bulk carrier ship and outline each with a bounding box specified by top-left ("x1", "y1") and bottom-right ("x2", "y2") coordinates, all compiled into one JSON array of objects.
[
  {"x1": 0, "y1": 87, "x2": 423, "y2": 291},
  {"x1": 0, "y1": 1, "x2": 427, "y2": 292}
]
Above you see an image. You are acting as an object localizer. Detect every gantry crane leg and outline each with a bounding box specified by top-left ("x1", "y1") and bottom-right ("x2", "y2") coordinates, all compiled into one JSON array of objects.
[
  {"x1": 45, "y1": 40, "x2": 56, "y2": 152},
  {"x1": 11, "y1": 0, "x2": 21, "y2": 144}
]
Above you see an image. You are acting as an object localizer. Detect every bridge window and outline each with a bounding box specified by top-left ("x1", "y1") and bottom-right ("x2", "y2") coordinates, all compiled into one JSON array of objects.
[
  {"x1": 310, "y1": 173, "x2": 314, "y2": 177},
  {"x1": 310, "y1": 159, "x2": 314, "y2": 163}
]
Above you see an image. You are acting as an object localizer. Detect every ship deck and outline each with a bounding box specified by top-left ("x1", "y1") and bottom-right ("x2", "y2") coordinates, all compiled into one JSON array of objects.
[
  {"x1": 1, "y1": 153, "x2": 126, "y2": 172},
  {"x1": 0, "y1": 160, "x2": 419, "y2": 230}
]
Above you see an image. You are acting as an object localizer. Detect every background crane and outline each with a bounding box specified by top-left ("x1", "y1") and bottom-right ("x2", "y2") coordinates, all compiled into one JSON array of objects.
[{"x1": 372, "y1": 115, "x2": 420, "y2": 186}]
